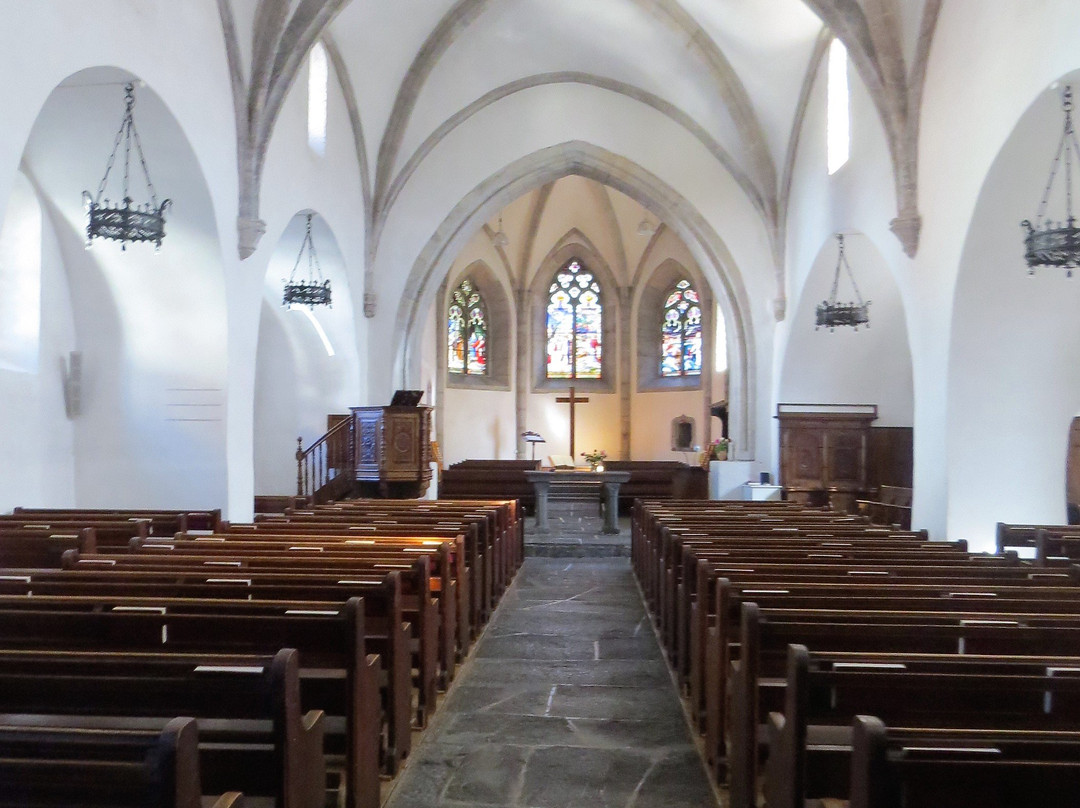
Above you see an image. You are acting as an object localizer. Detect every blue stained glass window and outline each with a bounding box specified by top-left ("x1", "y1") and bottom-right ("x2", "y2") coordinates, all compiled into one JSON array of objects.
[
  {"x1": 546, "y1": 259, "x2": 602, "y2": 379},
  {"x1": 660, "y1": 279, "x2": 702, "y2": 377},
  {"x1": 448, "y1": 279, "x2": 487, "y2": 375}
]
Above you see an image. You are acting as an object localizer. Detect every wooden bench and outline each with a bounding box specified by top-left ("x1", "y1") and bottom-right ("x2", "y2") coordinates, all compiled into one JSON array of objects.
[
  {"x1": 765, "y1": 644, "x2": 1080, "y2": 808},
  {"x1": 726, "y1": 602, "x2": 1080, "y2": 808},
  {"x1": 10, "y1": 507, "x2": 222, "y2": 533},
  {"x1": 0, "y1": 648, "x2": 323, "y2": 808},
  {"x1": 0, "y1": 594, "x2": 389, "y2": 806},
  {"x1": 114, "y1": 542, "x2": 442, "y2": 719},
  {"x1": 849, "y1": 715, "x2": 1080, "y2": 808},
  {"x1": 0, "y1": 716, "x2": 242, "y2": 808},
  {"x1": 855, "y1": 485, "x2": 913, "y2": 529}
]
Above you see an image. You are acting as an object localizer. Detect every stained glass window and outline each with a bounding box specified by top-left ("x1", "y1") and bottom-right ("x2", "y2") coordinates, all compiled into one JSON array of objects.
[
  {"x1": 546, "y1": 259, "x2": 602, "y2": 379},
  {"x1": 448, "y1": 278, "x2": 487, "y2": 375},
  {"x1": 660, "y1": 279, "x2": 702, "y2": 377}
]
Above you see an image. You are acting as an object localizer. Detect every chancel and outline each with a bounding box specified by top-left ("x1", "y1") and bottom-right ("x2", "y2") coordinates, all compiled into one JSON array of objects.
[{"x1": 5, "y1": 4, "x2": 1080, "y2": 808}]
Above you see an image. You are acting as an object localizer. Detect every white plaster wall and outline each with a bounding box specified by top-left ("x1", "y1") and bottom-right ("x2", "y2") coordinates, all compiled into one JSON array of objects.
[
  {"x1": 907, "y1": 2, "x2": 1080, "y2": 538},
  {"x1": 780, "y1": 234, "x2": 913, "y2": 428},
  {"x1": 946, "y1": 73, "x2": 1080, "y2": 551},
  {"x1": 0, "y1": 174, "x2": 76, "y2": 511},
  {"x1": 630, "y1": 390, "x2": 707, "y2": 461},
  {"x1": 778, "y1": 33, "x2": 912, "y2": 492}
]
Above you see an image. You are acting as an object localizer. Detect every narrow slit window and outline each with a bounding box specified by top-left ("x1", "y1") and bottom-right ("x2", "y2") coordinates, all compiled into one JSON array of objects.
[
  {"x1": 308, "y1": 41, "x2": 328, "y2": 155},
  {"x1": 827, "y1": 37, "x2": 849, "y2": 175}
]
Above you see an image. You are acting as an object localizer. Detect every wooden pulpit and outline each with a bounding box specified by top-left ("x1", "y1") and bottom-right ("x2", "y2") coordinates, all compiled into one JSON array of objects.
[{"x1": 352, "y1": 403, "x2": 433, "y2": 498}]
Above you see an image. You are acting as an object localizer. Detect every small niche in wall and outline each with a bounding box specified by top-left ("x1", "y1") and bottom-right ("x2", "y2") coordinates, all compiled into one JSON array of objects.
[{"x1": 671, "y1": 415, "x2": 694, "y2": 452}]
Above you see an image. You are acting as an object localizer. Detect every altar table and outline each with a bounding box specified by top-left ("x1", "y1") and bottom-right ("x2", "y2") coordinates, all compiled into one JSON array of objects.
[{"x1": 523, "y1": 470, "x2": 632, "y2": 534}]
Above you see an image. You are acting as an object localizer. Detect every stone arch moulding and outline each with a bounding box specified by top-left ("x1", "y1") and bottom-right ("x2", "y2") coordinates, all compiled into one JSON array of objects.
[
  {"x1": 529, "y1": 230, "x2": 620, "y2": 394},
  {"x1": 443, "y1": 258, "x2": 513, "y2": 390},
  {"x1": 393, "y1": 141, "x2": 757, "y2": 461},
  {"x1": 634, "y1": 257, "x2": 713, "y2": 393}
]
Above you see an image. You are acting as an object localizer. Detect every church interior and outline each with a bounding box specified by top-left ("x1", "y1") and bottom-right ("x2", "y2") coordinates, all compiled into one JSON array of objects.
[{"x1": 4, "y1": 2, "x2": 1080, "y2": 806}]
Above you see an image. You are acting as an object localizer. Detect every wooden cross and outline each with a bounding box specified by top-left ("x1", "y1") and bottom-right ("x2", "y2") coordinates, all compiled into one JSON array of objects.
[{"x1": 555, "y1": 385, "x2": 590, "y2": 459}]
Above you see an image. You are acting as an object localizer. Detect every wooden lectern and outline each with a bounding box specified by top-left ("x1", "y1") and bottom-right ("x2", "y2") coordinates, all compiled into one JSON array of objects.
[{"x1": 352, "y1": 394, "x2": 432, "y2": 498}]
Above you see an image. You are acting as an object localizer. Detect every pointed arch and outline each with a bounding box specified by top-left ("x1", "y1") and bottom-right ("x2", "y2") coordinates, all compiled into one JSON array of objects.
[
  {"x1": 393, "y1": 141, "x2": 757, "y2": 459},
  {"x1": 529, "y1": 230, "x2": 620, "y2": 393},
  {"x1": 636, "y1": 258, "x2": 713, "y2": 392},
  {"x1": 444, "y1": 259, "x2": 511, "y2": 390}
]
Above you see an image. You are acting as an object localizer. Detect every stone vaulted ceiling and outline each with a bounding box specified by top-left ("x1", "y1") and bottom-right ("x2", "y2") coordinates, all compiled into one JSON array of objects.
[{"x1": 223, "y1": 0, "x2": 938, "y2": 268}]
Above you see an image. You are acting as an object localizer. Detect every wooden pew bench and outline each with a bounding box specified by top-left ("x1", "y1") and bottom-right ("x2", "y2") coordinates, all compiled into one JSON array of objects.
[
  {"x1": 724, "y1": 602, "x2": 1080, "y2": 807},
  {"x1": 0, "y1": 648, "x2": 322, "y2": 808},
  {"x1": 61, "y1": 548, "x2": 435, "y2": 731},
  {"x1": 0, "y1": 595, "x2": 388, "y2": 807},
  {"x1": 174, "y1": 530, "x2": 468, "y2": 674},
  {"x1": 120, "y1": 540, "x2": 444, "y2": 713},
  {"x1": 0, "y1": 528, "x2": 94, "y2": 566},
  {"x1": 764, "y1": 644, "x2": 1080, "y2": 808},
  {"x1": 0, "y1": 716, "x2": 242, "y2": 808},
  {"x1": 10, "y1": 507, "x2": 221, "y2": 533},
  {"x1": 849, "y1": 716, "x2": 1080, "y2": 808}
]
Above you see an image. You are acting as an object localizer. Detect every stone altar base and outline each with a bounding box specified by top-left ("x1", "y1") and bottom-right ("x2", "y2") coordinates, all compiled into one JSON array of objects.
[{"x1": 524, "y1": 501, "x2": 632, "y2": 558}]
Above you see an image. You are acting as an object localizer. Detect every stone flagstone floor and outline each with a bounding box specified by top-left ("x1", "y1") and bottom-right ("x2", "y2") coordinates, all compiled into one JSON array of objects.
[{"x1": 382, "y1": 557, "x2": 720, "y2": 808}]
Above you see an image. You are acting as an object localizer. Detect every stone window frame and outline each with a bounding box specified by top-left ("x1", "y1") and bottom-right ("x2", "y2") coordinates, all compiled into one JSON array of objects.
[
  {"x1": 444, "y1": 260, "x2": 512, "y2": 391},
  {"x1": 530, "y1": 237, "x2": 618, "y2": 394},
  {"x1": 636, "y1": 259, "x2": 711, "y2": 393}
]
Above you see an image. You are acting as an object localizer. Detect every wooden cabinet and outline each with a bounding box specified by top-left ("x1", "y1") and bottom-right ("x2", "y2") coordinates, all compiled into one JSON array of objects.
[
  {"x1": 352, "y1": 405, "x2": 432, "y2": 498},
  {"x1": 778, "y1": 404, "x2": 877, "y2": 512}
]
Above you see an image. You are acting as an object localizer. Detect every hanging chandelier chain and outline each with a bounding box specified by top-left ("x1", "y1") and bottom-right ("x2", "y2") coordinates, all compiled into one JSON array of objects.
[
  {"x1": 94, "y1": 93, "x2": 131, "y2": 203},
  {"x1": 1034, "y1": 86, "x2": 1080, "y2": 227},
  {"x1": 288, "y1": 214, "x2": 325, "y2": 283}
]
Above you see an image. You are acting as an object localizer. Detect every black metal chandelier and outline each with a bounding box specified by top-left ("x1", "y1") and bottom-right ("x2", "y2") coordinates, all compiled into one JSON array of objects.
[
  {"x1": 282, "y1": 214, "x2": 331, "y2": 307},
  {"x1": 83, "y1": 83, "x2": 171, "y2": 250},
  {"x1": 1022, "y1": 85, "x2": 1080, "y2": 275},
  {"x1": 816, "y1": 233, "x2": 870, "y2": 331}
]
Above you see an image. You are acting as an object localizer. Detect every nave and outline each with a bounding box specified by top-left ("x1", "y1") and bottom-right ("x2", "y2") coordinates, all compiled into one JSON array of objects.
[{"x1": 384, "y1": 557, "x2": 718, "y2": 808}]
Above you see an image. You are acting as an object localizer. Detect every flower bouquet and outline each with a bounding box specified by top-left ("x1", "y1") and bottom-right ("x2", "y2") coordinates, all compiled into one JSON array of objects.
[
  {"x1": 581, "y1": 449, "x2": 607, "y2": 470},
  {"x1": 707, "y1": 437, "x2": 731, "y2": 461}
]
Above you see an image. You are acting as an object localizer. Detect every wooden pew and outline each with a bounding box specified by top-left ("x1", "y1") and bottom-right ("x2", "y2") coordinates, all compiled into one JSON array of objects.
[
  {"x1": 0, "y1": 648, "x2": 323, "y2": 808},
  {"x1": 726, "y1": 602, "x2": 1080, "y2": 808},
  {"x1": 849, "y1": 715, "x2": 1080, "y2": 808},
  {"x1": 167, "y1": 530, "x2": 465, "y2": 681},
  {"x1": 10, "y1": 507, "x2": 222, "y2": 533},
  {"x1": 0, "y1": 528, "x2": 95, "y2": 566},
  {"x1": 0, "y1": 716, "x2": 243, "y2": 808},
  {"x1": 117, "y1": 541, "x2": 442, "y2": 718},
  {"x1": 0, "y1": 516, "x2": 151, "y2": 548},
  {"x1": 61, "y1": 547, "x2": 436, "y2": 731},
  {"x1": 0, "y1": 594, "x2": 391, "y2": 805},
  {"x1": 765, "y1": 644, "x2": 1080, "y2": 808}
]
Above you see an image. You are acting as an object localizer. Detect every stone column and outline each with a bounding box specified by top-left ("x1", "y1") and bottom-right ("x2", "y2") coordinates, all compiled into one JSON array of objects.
[
  {"x1": 532, "y1": 476, "x2": 551, "y2": 533},
  {"x1": 435, "y1": 278, "x2": 448, "y2": 460},
  {"x1": 618, "y1": 286, "x2": 632, "y2": 459},
  {"x1": 515, "y1": 285, "x2": 529, "y2": 458},
  {"x1": 602, "y1": 481, "x2": 621, "y2": 534}
]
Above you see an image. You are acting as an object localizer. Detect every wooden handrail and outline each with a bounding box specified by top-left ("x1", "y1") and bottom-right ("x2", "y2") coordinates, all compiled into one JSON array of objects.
[{"x1": 296, "y1": 417, "x2": 355, "y2": 502}]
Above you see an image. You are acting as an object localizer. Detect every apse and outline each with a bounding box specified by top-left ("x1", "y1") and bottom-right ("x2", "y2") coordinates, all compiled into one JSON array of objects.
[
  {"x1": 948, "y1": 71, "x2": 1080, "y2": 550},
  {"x1": 422, "y1": 175, "x2": 730, "y2": 466},
  {"x1": 253, "y1": 211, "x2": 360, "y2": 496},
  {"x1": 11, "y1": 66, "x2": 227, "y2": 509}
]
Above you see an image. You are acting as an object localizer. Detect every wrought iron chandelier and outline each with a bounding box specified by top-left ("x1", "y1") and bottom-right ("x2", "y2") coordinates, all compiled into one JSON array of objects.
[
  {"x1": 282, "y1": 214, "x2": 331, "y2": 307},
  {"x1": 83, "y1": 82, "x2": 171, "y2": 250},
  {"x1": 1022, "y1": 85, "x2": 1080, "y2": 275},
  {"x1": 816, "y1": 233, "x2": 870, "y2": 331}
]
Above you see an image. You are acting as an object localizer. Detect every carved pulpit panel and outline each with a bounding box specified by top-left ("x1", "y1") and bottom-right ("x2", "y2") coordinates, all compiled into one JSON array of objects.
[{"x1": 352, "y1": 405, "x2": 432, "y2": 497}]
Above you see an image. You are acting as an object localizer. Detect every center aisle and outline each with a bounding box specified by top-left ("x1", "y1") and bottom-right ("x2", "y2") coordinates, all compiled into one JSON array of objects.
[{"x1": 384, "y1": 557, "x2": 720, "y2": 808}]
